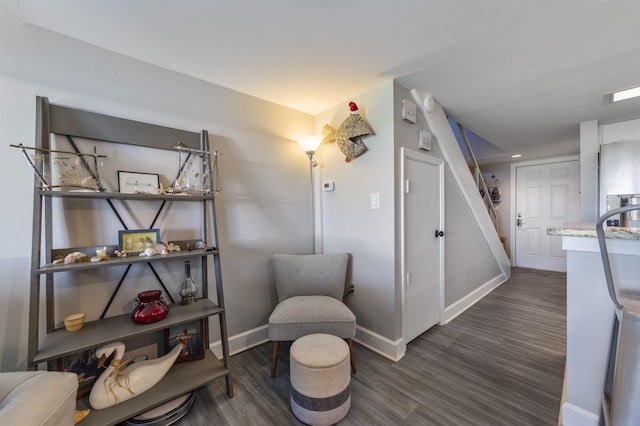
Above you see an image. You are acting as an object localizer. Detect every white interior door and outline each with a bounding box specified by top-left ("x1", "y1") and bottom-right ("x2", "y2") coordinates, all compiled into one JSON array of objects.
[
  {"x1": 515, "y1": 160, "x2": 579, "y2": 272},
  {"x1": 402, "y1": 149, "x2": 443, "y2": 344}
]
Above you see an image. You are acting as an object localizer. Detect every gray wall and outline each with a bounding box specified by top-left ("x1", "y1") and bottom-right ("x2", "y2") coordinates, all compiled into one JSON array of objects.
[
  {"x1": 405, "y1": 87, "x2": 508, "y2": 321},
  {"x1": 0, "y1": 1, "x2": 313, "y2": 370},
  {"x1": 312, "y1": 81, "x2": 507, "y2": 344},
  {"x1": 1, "y1": 0, "x2": 516, "y2": 368},
  {"x1": 314, "y1": 82, "x2": 397, "y2": 340}
]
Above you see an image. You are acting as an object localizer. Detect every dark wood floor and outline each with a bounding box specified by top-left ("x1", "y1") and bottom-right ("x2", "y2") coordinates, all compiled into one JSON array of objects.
[{"x1": 179, "y1": 267, "x2": 566, "y2": 425}]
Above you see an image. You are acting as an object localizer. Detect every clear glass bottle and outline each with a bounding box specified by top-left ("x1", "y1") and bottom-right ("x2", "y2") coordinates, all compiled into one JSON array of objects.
[{"x1": 180, "y1": 261, "x2": 198, "y2": 304}]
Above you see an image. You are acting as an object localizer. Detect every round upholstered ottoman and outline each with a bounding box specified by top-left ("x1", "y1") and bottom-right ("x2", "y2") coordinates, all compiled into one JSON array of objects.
[{"x1": 290, "y1": 333, "x2": 351, "y2": 426}]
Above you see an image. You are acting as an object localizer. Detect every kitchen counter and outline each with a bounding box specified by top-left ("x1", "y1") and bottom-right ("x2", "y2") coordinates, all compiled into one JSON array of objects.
[
  {"x1": 550, "y1": 224, "x2": 640, "y2": 426},
  {"x1": 547, "y1": 223, "x2": 640, "y2": 240}
]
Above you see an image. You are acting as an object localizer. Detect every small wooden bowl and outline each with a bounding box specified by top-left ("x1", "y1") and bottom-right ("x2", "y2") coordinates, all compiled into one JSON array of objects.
[{"x1": 63, "y1": 313, "x2": 86, "y2": 332}]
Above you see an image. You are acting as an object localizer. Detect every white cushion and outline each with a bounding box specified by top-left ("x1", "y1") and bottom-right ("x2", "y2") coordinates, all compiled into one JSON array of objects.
[
  {"x1": 0, "y1": 371, "x2": 77, "y2": 426},
  {"x1": 268, "y1": 295, "x2": 356, "y2": 341}
]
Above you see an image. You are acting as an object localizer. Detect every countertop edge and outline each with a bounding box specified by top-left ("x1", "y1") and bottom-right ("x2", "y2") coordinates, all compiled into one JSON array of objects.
[{"x1": 547, "y1": 223, "x2": 640, "y2": 240}]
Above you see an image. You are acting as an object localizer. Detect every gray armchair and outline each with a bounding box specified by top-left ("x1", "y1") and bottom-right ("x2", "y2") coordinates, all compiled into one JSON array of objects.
[{"x1": 268, "y1": 253, "x2": 356, "y2": 378}]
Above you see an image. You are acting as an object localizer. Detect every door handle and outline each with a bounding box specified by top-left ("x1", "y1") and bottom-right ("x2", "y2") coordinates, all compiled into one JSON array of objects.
[
  {"x1": 516, "y1": 213, "x2": 523, "y2": 227},
  {"x1": 435, "y1": 230, "x2": 444, "y2": 238}
]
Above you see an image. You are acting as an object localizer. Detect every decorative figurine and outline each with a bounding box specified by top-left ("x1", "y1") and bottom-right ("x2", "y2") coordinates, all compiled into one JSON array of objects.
[
  {"x1": 89, "y1": 341, "x2": 183, "y2": 410},
  {"x1": 322, "y1": 102, "x2": 373, "y2": 162}
]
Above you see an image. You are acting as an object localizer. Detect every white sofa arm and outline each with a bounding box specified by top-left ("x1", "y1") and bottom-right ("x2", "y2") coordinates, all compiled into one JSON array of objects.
[{"x1": 0, "y1": 371, "x2": 77, "y2": 426}]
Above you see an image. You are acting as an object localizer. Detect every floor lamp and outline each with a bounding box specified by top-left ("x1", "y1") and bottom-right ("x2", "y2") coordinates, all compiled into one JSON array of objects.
[{"x1": 297, "y1": 135, "x2": 322, "y2": 254}]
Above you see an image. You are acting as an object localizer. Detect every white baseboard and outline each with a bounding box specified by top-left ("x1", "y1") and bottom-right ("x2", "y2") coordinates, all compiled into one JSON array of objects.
[
  {"x1": 561, "y1": 402, "x2": 599, "y2": 426},
  {"x1": 354, "y1": 325, "x2": 405, "y2": 361},
  {"x1": 209, "y1": 275, "x2": 508, "y2": 362},
  {"x1": 443, "y1": 273, "x2": 508, "y2": 324},
  {"x1": 209, "y1": 323, "x2": 406, "y2": 362},
  {"x1": 210, "y1": 324, "x2": 269, "y2": 359}
]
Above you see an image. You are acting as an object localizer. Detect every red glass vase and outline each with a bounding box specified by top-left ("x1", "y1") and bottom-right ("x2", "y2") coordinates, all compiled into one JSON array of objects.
[{"x1": 131, "y1": 290, "x2": 169, "y2": 324}]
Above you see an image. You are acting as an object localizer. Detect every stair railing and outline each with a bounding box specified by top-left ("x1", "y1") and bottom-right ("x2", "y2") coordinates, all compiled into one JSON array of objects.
[{"x1": 456, "y1": 122, "x2": 499, "y2": 231}]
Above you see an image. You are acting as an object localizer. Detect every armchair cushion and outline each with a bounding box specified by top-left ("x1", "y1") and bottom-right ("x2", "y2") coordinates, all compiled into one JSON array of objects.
[
  {"x1": 273, "y1": 253, "x2": 348, "y2": 301},
  {"x1": 269, "y1": 295, "x2": 356, "y2": 341}
]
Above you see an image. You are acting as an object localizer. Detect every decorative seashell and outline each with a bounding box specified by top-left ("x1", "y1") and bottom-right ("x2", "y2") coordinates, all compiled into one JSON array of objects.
[
  {"x1": 162, "y1": 241, "x2": 181, "y2": 252},
  {"x1": 64, "y1": 251, "x2": 88, "y2": 264},
  {"x1": 90, "y1": 256, "x2": 102, "y2": 262},
  {"x1": 194, "y1": 241, "x2": 206, "y2": 249},
  {"x1": 139, "y1": 247, "x2": 157, "y2": 257},
  {"x1": 53, "y1": 259, "x2": 64, "y2": 265}
]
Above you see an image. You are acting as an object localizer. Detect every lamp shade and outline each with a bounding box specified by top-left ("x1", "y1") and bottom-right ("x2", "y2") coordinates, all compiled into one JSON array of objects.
[{"x1": 297, "y1": 135, "x2": 322, "y2": 153}]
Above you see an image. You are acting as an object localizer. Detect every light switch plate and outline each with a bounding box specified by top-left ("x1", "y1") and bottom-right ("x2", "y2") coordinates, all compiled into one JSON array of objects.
[
  {"x1": 401, "y1": 99, "x2": 416, "y2": 124},
  {"x1": 370, "y1": 192, "x2": 380, "y2": 209}
]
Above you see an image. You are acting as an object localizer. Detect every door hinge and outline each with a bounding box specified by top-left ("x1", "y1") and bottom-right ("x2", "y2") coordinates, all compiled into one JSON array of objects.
[
  {"x1": 405, "y1": 180, "x2": 410, "y2": 194},
  {"x1": 405, "y1": 272, "x2": 410, "y2": 287}
]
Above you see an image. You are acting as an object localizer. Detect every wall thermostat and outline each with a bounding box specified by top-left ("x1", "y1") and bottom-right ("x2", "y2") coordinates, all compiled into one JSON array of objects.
[
  {"x1": 401, "y1": 98, "x2": 417, "y2": 124},
  {"x1": 323, "y1": 181, "x2": 335, "y2": 192}
]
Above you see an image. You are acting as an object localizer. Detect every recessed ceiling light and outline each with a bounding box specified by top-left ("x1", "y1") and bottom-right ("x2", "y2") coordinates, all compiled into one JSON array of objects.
[
  {"x1": 511, "y1": 154, "x2": 522, "y2": 158},
  {"x1": 604, "y1": 85, "x2": 640, "y2": 104}
]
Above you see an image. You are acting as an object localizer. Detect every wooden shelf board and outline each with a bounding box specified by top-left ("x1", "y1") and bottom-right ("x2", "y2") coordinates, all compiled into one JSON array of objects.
[
  {"x1": 34, "y1": 300, "x2": 223, "y2": 363},
  {"x1": 76, "y1": 350, "x2": 229, "y2": 426},
  {"x1": 36, "y1": 248, "x2": 219, "y2": 274},
  {"x1": 39, "y1": 189, "x2": 214, "y2": 201}
]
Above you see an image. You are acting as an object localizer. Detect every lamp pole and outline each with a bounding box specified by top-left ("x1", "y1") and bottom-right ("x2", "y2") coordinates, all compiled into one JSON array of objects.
[
  {"x1": 297, "y1": 135, "x2": 322, "y2": 255},
  {"x1": 306, "y1": 150, "x2": 316, "y2": 254}
]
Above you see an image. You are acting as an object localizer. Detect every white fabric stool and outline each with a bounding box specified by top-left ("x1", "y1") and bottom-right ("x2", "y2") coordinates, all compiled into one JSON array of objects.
[{"x1": 290, "y1": 333, "x2": 351, "y2": 426}]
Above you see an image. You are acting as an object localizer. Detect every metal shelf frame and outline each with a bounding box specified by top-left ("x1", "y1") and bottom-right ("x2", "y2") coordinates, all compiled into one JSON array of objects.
[{"x1": 28, "y1": 96, "x2": 233, "y2": 425}]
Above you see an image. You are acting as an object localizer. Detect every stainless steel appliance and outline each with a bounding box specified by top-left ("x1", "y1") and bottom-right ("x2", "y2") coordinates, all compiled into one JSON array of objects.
[{"x1": 599, "y1": 140, "x2": 640, "y2": 226}]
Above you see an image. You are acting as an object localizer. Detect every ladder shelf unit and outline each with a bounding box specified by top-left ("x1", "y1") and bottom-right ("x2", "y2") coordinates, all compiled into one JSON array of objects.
[{"x1": 28, "y1": 96, "x2": 233, "y2": 426}]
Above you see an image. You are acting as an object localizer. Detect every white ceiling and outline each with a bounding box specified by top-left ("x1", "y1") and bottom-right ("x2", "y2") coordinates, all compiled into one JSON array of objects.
[{"x1": 13, "y1": 0, "x2": 640, "y2": 163}]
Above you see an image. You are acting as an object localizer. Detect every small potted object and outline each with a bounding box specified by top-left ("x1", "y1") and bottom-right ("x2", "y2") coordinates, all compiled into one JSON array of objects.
[
  {"x1": 63, "y1": 313, "x2": 86, "y2": 332},
  {"x1": 131, "y1": 290, "x2": 169, "y2": 324}
]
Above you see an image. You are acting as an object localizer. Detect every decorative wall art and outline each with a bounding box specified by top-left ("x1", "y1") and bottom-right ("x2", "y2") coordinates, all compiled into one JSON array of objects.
[
  {"x1": 322, "y1": 102, "x2": 374, "y2": 163},
  {"x1": 118, "y1": 229, "x2": 161, "y2": 254},
  {"x1": 485, "y1": 175, "x2": 503, "y2": 205},
  {"x1": 49, "y1": 347, "x2": 108, "y2": 399},
  {"x1": 164, "y1": 319, "x2": 206, "y2": 363},
  {"x1": 118, "y1": 171, "x2": 160, "y2": 194}
]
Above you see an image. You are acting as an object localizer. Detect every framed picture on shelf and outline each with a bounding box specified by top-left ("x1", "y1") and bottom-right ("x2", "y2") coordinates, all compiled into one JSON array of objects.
[
  {"x1": 49, "y1": 348, "x2": 104, "y2": 399},
  {"x1": 118, "y1": 229, "x2": 160, "y2": 254},
  {"x1": 164, "y1": 319, "x2": 206, "y2": 363},
  {"x1": 118, "y1": 171, "x2": 160, "y2": 194}
]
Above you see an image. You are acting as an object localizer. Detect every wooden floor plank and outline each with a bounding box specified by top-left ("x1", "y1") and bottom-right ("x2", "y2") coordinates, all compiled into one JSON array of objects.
[{"x1": 175, "y1": 267, "x2": 566, "y2": 425}]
